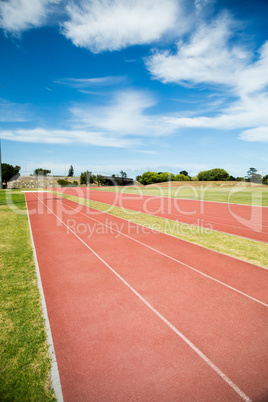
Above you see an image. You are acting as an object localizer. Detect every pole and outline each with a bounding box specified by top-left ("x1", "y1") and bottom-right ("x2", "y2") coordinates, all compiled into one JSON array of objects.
[{"x1": 0, "y1": 139, "x2": 2, "y2": 189}]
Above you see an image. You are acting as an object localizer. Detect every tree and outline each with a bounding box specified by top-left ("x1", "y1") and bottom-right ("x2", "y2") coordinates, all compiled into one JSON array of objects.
[
  {"x1": 197, "y1": 168, "x2": 230, "y2": 181},
  {"x1": 246, "y1": 167, "x2": 262, "y2": 183},
  {"x1": 80, "y1": 172, "x2": 86, "y2": 185},
  {"x1": 118, "y1": 170, "x2": 127, "y2": 185},
  {"x1": 175, "y1": 174, "x2": 190, "y2": 181},
  {"x1": 80, "y1": 171, "x2": 96, "y2": 185},
  {"x1": 120, "y1": 170, "x2": 127, "y2": 178},
  {"x1": 138, "y1": 171, "x2": 177, "y2": 185},
  {"x1": 262, "y1": 175, "x2": 268, "y2": 185},
  {"x1": 180, "y1": 170, "x2": 190, "y2": 178},
  {"x1": 138, "y1": 171, "x2": 160, "y2": 185},
  {"x1": 34, "y1": 168, "x2": 51, "y2": 176},
  {"x1": 96, "y1": 174, "x2": 105, "y2": 186},
  {"x1": 68, "y1": 165, "x2": 74, "y2": 177},
  {"x1": 159, "y1": 172, "x2": 175, "y2": 182},
  {"x1": 1, "y1": 163, "x2": 21, "y2": 184}
]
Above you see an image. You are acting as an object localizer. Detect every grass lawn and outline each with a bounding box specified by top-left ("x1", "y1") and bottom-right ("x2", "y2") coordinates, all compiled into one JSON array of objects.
[
  {"x1": 0, "y1": 190, "x2": 56, "y2": 401},
  {"x1": 54, "y1": 191, "x2": 268, "y2": 269},
  {"x1": 94, "y1": 182, "x2": 268, "y2": 206}
]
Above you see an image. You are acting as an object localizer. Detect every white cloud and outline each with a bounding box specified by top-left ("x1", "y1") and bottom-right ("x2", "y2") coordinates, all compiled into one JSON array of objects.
[
  {"x1": 0, "y1": 0, "x2": 60, "y2": 35},
  {"x1": 54, "y1": 76, "x2": 125, "y2": 88},
  {"x1": 166, "y1": 93, "x2": 268, "y2": 131},
  {"x1": 0, "y1": 90, "x2": 179, "y2": 147},
  {"x1": 70, "y1": 89, "x2": 176, "y2": 136},
  {"x1": 146, "y1": 13, "x2": 249, "y2": 89},
  {"x1": 61, "y1": 0, "x2": 181, "y2": 53},
  {"x1": 70, "y1": 90, "x2": 154, "y2": 134},
  {"x1": 236, "y1": 42, "x2": 268, "y2": 96},
  {"x1": 239, "y1": 126, "x2": 268, "y2": 143},
  {"x1": 145, "y1": 12, "x2": 268, "y2": 143},
  {"x1": 0, "y1": 127, "x2": 139, "y2": 147}
]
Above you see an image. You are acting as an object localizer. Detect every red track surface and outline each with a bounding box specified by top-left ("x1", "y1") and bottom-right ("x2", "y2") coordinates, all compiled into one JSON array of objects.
[
  {"x1": 26, "y1": 192, "x2": 268, "y2": 401},
  {"x1": 53, "y1": 187, "x2": 268, "y2": 243}
]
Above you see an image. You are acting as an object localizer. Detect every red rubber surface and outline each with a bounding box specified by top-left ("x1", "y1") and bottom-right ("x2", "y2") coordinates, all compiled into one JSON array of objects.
[
  {"x1": 53, "y1": 187, "x2": 268, "y2": 243},
  {"x1": 26, "y1": 192, "x2": 268, "y2": 401}
]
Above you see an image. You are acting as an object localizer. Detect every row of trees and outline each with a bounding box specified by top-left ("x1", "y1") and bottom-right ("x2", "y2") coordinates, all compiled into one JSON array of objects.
[
  {"x1": 79, "y1": 170, "x2": 129, "y2": 186},
  {"x1": 1, "y1": 163, "x2": 268, "y2": 186},
  {"x1": 136, "y1": 167, "x2": 268, "y2": 185},
  {"x1": 33, "y1": 166, "x2": 74, "y2": 177}
]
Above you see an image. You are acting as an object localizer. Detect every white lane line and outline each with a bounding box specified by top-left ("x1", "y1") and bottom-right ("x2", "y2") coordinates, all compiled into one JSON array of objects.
[
  {"x1": 91, "y1": 188, "x2": 268, "y2": 209},
  {"x1": 34, "y1": 193, "x2": 252, "y2": 402},
  {"x1": 51, "y1": 190, "x2": 268, "y2": 243},
  {"x1": 50, "y1": 190, "x2": 268, "y2": 269},
  {"x1": 86, "y1": 190, "x2": 268, "y2": 228},
  {"x1": 25, "y1": 194, "x2": 64, "y2": 402},
  {"x1": 75, "y1": 192, "x2": 268, "y2": 240},
  {"x1": 60, "y1": 199, "x2": 268, "y2": 308}
]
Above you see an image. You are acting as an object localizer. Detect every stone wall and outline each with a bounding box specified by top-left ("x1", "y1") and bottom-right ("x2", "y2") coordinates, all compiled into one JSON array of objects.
[{"x1": 7, "y1": 176, "x2": 80, "y2": 189}]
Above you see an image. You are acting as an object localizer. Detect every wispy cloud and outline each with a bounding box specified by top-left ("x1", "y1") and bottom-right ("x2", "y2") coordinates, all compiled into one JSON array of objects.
[
  {"x1": 70, "y1": 89, "x2": 177, "y2": 137},
  {"x1": 239, "y1": 126, "x2": 268, "y2": 143},
  {"x1": 61, "y1": 0, "x2": 183, "y2": 53},
  {"x1": 0, "y1": 90, "x2": 180, "y2": 147},
  {"x1": 0, "y1": 99, "x2": 31, "y2": 121},
  {"x1": 166, "y1": 93, "x2": 268, "y2": 131},
  {"x1": 0, "y1": 127, "x2": 139, "y2": 147},
  {"x1": 0, "y1": 0, "x2": 60, "y2": 36},
  {"x1": 54, "y1": 76, "x2": 125, "y2": 88}
]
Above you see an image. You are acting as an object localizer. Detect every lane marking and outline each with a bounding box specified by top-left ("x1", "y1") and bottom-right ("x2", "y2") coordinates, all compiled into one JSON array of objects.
[
  {"x1": 90, "y1": 187, "x2": 268, "y2": 209},
  {"x1": 60, "y1": 189, "x2": 268, "y2": 242},
  {"x1": 59, "y1": 197, "x2": 268, "y2": 308},
  {"x1": 88, "y1": 192, "x2": 268, "y2": 229},
  {"x1": 25, "y1": 194, "x2": 64, "y2": 402},
  {"x1": 33, "y1": 193, "x2": 252, "y2": 402},
  {"x1": 50, "y1": 189, "x2": 268, "y2": 269}
]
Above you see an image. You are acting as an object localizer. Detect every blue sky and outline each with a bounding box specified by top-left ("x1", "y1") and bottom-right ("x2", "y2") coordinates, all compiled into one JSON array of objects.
[{"x1": 0, "y1": 0, "x2": 268, "y2": 179}]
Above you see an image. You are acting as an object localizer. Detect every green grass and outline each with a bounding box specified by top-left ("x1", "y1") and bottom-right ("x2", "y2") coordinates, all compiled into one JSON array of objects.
[
  {"x1": 0, "y1": 190, "x2": 56, "y2": 401},
  {"x1": 94, "y1": 182, "x2": 268, "y2": 206},
  {"x1": 54, "y1": 191, "x2": 268, "y2": 269}
]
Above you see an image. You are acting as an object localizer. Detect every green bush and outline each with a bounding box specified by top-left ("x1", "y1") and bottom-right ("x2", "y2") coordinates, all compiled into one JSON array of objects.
[
  {"x1": 138, "y1": 171, "x2": 177, "y2": 185},
  {"x1": 197, "y1": 168, "x2": 230, "y2": 181},
  {"x1": 57, "y1": 179, "x2": 77, "y2": 187},
  {"x1": 175, "y1": 174, "x2": 190, "y2": 181}
]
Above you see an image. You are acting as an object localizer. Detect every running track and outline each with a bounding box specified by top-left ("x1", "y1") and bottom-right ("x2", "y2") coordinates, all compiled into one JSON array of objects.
[
  {"x1": 53, "y1": 187, "x2": 268, "y2": 243},
  {"x1": 26, "y1": 192, "x2": 268, "y2": 401}
]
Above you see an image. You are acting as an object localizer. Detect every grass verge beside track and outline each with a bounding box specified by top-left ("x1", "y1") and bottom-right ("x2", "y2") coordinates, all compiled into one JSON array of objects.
[
  {"x1": 0, "y1": 190, "x2": 56, "y2": 401},
  {"x1": 54, "y1": 191, "x2": 268, "y2": 269}
]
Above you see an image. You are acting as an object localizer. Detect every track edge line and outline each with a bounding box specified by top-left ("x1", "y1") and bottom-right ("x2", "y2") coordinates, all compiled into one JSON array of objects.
[{"x1": 25, "y1": 193, "x2": 64, "y2": 402}]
